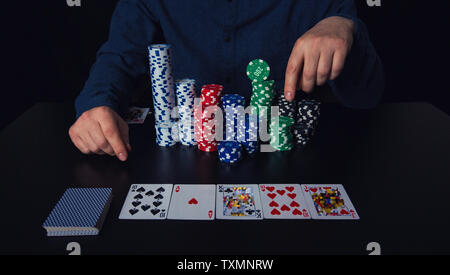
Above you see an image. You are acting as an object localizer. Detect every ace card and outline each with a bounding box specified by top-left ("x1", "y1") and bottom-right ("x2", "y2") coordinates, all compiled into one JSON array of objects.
[
  {"x1": 259, "y1": 184, "x2": 311, "y2": 219},
  {"x1": 168, "y1": 185, "x2": 216, "y2": 220},
  {"x1": 216, "y1": 184, "x2": 263, "y2": 220},
  {"x1": 119, "y1": 184, "x2": 173, "y2": 220},
  {"x1": 301, "y1": 184, "x2": 359, "y2": 220}
]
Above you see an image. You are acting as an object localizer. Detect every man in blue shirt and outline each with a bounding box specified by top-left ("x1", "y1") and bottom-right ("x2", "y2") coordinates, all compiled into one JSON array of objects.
[{"x1": 69, "y1": 0, "x2": 384, "y2": 161}]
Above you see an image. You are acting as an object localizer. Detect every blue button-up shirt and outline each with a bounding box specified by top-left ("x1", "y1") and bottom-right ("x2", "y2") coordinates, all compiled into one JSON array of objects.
[{"x1": 75, "y1": 0, "x2": 384, "y2": 117}]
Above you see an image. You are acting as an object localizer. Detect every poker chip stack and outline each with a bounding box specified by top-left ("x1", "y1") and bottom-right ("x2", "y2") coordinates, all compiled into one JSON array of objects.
[
  {"x1": 270, "y1": 116, "x2": 295, "y2": 151},
  {"x1": 176, "y1": 79, "x2": 197, "y2": 146},
  {"x1": 293, "y1": 99, "x2": 321, "y2": 147},
  {"x1": 247, "y1": 60, "x2": 275, "y2": 121},
  {"x1": 197, "y1": 84, "x2": 224, "y2": 152},
  {"x1": 218, "y1": 141, "x2": 243, "y2": 164},
  {"x1": 222, "y1": 94, "x2": 246, "y2": 141},
  {"x1": 237, "y1": 114, "x2": 260, "y2": 155},
  {"x1": 148, "y1": 44, "x2": 177, "y2": 147},
  {"x1": 277, "y1": 93, "x2": 297, "y2": 120}
]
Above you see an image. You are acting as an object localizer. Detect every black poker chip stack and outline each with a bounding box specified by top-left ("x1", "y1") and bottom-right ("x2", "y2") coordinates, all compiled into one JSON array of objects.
[
  {"x1": 293, "y1": 99, "x2": 321, "y2": 147},
  {"x1": 275, "y1": 91, "x2": 321, "y2": 148},
  {"x1": 277, "y1": 93, "x2": 297, "y2": 119}
]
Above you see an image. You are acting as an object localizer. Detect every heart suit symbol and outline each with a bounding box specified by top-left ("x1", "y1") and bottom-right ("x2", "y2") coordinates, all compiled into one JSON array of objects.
[
  {"x1": 285, "y1": 186, "x2": 295, "y2": 192},
  {"x1": 269, "y1": 201, "x2": 279, "y2": 208},
  {"x1": 188, "y1": 198, "x2": 198, "y2": 205},
  {"x1": 267, "y1": 193, "x2": 277, "y2": 200},
  {"x1": 271, "y1": 209, "x2": 281, "y2": 216}
]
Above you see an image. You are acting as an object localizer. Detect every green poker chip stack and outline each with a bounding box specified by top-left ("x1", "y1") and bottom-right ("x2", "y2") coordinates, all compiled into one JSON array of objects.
[
  {"x1": 269, "y1": 116, "x2": 295, "y2": 151},
  {"x1": 247, "y1": 59, "x2": 275, "y2": 119},
  {"x1": 250, "y1": 80, "x2": 275, "y2": 118}
]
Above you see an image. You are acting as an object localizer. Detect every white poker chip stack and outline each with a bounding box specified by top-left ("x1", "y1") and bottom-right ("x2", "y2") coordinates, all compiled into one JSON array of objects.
[
  {"x1": 176, "y1": 79, "x2": 197, "y2": 146},
  {"x1": 148, "y1": 44, "x2": 177, "y2": 147}
]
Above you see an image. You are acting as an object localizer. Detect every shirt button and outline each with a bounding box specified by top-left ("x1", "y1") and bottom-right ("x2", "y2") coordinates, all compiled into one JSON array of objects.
[
  {"x1": 225, "y1": 36, "x2": 231, "y2": 43},
  {"x1": 227, "y1": 0, "x2": 232, "y2": 3}
]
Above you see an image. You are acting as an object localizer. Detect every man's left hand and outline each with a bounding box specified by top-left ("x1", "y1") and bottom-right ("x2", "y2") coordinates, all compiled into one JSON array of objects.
[{"x1": 284, "y1": 16, "x2": 355, "y2": 101}]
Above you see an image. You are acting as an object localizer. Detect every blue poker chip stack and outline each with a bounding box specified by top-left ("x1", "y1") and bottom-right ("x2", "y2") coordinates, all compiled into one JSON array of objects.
[
  {"x1": 176, "y1": 79, "x2": 197, "y2": 146},
  {"x1": 222, "y1": 94, "x2": 246, "y2": 142},
  {"x1": 237, "y1": 114, "x2": 260, "y2": 155},
  {"x1": 42, "y1": 188, "x2": 113, "y2": 237},
  {"x1": 218, "y1": 141, "x2": 243, "y2": 164},
  {"x1": 148, "y1": 44, "x2": 178, "y2": 147}
]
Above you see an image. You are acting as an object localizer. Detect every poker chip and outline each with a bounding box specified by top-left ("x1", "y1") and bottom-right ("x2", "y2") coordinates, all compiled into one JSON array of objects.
[
  {"x1": 237, "y1": 114, "x2": 259, "y2": 154},
  {"x1": 250, "y1": 80, "x2": 275, "y2": 119},
  {"x1": 222, "y1": 94, "x2": 246, "y2": 141},
  {"x1": 176, "y1": 79, "x2": 197, "y2": 146},
  {"x1": 269, "y1": 116, "x2": 295, "y2": 151},
  {"x1": 155, "y1": 122, "x2": 178, "y2": 147},
  {"x1": 201, "y1": 84, "x2": 224, "y2": 107},
  {"x1": 197, "y1": 84, "x2": 224, "y2": 152},
  {"x1": 277, "y1": 93, "x2": 297, "y2": 120},
  {"x1": 148, "y1": 44, "x2": 177, "y2": 147},
  {"x1": 246, "y1": 59, "x2": 270, "y2": 83},
  {"x1": 218, "y1": 141, "x2": 243, "y2": 164},
  {"x1": 293, "y1": 99, "x2": 321, "y2": 147}
]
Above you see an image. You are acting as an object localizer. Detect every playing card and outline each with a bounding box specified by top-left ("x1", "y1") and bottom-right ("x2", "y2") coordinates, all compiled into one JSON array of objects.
[
  {"x1": 259, "y1": 184, "x2": 311, "y2": 219},
  {"x1": 119, "y1": 184, "x2": 173, "y2": 220},
  {"x1": 125, "y1": 107, "x2": 150, "y2": 124},
  {"x1": 168, "y1": 185, "x2": 215, "y2": 220},
  {"x1": 43, "y1": 188, "x2": 113, "y2": 236},
  {"x1": 301, "y1": 184, "x2": 359, "y2": 220},
  {"x1": 216, "y1": 185, "x2": 263, "y2": 220}
]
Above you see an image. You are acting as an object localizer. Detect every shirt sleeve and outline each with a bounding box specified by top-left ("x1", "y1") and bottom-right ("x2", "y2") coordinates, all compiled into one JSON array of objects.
[
  {"x1": 325, "y1": 0, "x2": 385, "y2": 109},
  {"x1": 75, "y1": 0, "x2": 160, "y2": 118}
]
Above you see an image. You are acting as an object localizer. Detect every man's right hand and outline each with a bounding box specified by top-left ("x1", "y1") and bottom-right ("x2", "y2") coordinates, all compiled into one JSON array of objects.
[{"x1": 69, "y1": 106, "x2": 131, "y2": 161}]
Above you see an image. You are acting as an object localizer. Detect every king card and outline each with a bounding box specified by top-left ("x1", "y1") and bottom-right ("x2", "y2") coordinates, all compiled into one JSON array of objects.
[{"x1": 216, "y1": 184, "x2": 263, "y2": 220}]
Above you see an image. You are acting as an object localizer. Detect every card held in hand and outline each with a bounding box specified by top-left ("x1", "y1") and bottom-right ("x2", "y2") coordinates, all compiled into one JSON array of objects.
[
  {"x1": 259, "y1": 184, "x2": 311, "y2": 219},
  {"x1": 119, "y1": 184, "x2": 173, "y2": 220},
  {"x1": 216, "y1": 184, "x2": 263, "y2": 220},
  {"x1": 42, "y1": 188, "x2": 113, "y2": 237},
  {"x1": 125, "y1": 107, "x2": 150, "y2": 124},
  {"x1": 301, "y1": 184, "x2": 360, "y2": 220}
]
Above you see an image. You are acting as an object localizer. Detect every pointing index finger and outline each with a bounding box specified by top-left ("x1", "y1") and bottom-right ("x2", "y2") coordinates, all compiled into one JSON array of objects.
[
  {"x1": 284, "y1": 46, "x2": 304, "y2": 102},
  {"x1": 99, "y1": 116, "x2": 128, "y2": 161}
]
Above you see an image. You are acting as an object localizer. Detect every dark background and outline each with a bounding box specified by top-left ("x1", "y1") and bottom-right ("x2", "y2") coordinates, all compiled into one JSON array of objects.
[{"x1": 2, "y1": 0, "x2": 449, "y2": 130}]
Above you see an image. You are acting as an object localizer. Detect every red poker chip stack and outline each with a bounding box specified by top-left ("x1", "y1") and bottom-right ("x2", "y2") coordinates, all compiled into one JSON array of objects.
[{"x1": 196, "y1": 84, "x2": 224, "y2": 152}]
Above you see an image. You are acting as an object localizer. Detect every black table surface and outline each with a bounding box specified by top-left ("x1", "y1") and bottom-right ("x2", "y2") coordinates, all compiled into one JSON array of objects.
[{"x1": 1, "y1": 102, "x2": 449, "y2": 255}]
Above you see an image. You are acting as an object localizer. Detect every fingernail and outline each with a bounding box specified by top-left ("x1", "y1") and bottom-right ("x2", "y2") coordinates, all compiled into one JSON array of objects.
[
  {"x1": 285, "y1": 91, "x2": 293, "y2": 101},
  {"x1": 118, "y1": 152, "x2": 127, "y2": 162}
]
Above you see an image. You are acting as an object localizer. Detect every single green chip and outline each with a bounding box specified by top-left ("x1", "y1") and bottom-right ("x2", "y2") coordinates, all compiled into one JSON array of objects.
[{"x1": 247, "y1": 59, "x2": 271, "y2": 83}]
